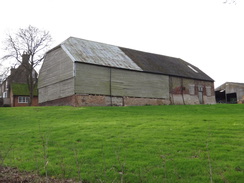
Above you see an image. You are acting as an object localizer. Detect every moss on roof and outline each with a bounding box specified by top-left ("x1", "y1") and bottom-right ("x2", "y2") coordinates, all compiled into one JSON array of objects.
[{"x1": 11, "y1": 83, "x2": 38, "y2": 96}]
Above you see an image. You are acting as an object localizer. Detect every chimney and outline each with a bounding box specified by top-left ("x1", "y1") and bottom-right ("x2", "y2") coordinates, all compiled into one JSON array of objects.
[{"x1": 22, "y1": 52, "x2": 30, "y2": 66}]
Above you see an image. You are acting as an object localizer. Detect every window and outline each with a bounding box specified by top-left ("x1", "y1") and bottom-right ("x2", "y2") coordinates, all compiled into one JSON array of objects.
[
  {"x1": 3, "y1": 92, "x2": 7, "y2": 98},
  {"x1": 206, "y1": 86, "x2": 212, "y2": 97},
  {"x1": 198, "y1": 86, "x2": 203, "y2": 92},
  {"x1": 188, "y1": 65, "x2": 199, "y2": 73},
  {"x1": 189, "y1": 84, "x2": 195, "y2": 95},
  {"x1": 18, "y1": 96, "x2": 29, "y2": 103}
]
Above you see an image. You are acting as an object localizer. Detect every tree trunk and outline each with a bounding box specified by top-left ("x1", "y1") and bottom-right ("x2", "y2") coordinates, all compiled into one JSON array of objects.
[
  {"x1": 29, "y1": 86, "x2": 33, "y2": 106},
  {"x1": 26, "y1": 59, "x2": 34, "y2": 106}
]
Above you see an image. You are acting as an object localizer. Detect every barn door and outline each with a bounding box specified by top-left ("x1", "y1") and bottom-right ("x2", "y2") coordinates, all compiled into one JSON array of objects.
[{"x1": 198, "y1": 86, "x2": 203, "y2": 104}]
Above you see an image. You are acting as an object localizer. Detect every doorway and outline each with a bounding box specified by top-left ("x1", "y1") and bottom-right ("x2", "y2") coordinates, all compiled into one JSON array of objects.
[
  {"x1": 198, "y1": 86, "x2": 203, "y2": 104},
  {"x1": 227, "y1": 93, "x2": 237, "y2": 103}
]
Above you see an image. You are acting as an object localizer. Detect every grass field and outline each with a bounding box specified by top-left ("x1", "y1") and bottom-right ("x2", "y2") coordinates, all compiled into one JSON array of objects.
[{"x1": 0, "y1": 104, "x2": 243, "y2": 182}]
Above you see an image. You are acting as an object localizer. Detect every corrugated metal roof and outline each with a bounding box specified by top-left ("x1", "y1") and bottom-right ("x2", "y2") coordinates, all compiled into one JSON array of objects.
[{"x1": 61, "y1": 37, "x2": 142, "y2": 71}]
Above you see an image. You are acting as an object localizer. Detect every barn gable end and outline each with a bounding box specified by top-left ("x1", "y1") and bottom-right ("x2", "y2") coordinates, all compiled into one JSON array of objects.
[{"x1": 38, "y1": 46, "x2": 75, "y2": 103}]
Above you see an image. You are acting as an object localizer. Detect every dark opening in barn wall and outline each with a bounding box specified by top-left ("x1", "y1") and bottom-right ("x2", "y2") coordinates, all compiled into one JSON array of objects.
[
  {"x1": 215, "y1": 90, "x2": 237, "y2": 104},
  {"x1": 215, "y1": 90, "x2": 226, "y2": 103},
  {"x1": 227, "y1": 93, "x2": 237, "y2": 103}
]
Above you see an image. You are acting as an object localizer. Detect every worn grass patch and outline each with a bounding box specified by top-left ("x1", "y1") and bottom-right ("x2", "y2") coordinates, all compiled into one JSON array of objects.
[{"x1": 0, "y1": 104, "x2": 243, "y2": 182}]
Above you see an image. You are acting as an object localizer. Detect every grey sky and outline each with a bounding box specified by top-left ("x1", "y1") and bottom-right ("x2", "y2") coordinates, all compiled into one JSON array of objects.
[{"x1": 0, "y1": 0, "x2": 243, "y2": 87}]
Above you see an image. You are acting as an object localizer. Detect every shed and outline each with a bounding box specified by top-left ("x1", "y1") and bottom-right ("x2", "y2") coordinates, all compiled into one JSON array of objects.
[
  {"x1": 38, "y1": 37, "x2": 216, "y2": 106},
  {"x1": 215, "y1": 82, "x2": 244, "y2": 103}
]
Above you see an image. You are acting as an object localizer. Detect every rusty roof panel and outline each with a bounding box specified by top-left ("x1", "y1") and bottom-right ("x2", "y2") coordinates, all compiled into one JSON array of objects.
[{"x1": 61, "y1": 37, "x2": 142, "y2": 71}]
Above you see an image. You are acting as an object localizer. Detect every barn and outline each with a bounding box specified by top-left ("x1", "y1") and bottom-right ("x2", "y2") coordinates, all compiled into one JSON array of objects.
[{"x1": 38, "y1": 37, "x2": 215, "y2": 106}]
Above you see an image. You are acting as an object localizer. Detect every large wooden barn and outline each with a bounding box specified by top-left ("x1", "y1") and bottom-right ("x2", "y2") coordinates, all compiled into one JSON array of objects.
[{"x1": 38, "y1": 37, "x2": 215, "y2": 106}]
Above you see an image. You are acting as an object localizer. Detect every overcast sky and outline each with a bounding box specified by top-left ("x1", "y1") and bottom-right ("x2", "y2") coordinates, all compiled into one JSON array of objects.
[{"x1": 0, "y1": 0, "x2": 243, "y2": 87}]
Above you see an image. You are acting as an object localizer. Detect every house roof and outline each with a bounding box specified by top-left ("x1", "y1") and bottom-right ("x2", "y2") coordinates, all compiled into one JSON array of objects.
[
  {"x1": 7, "y1": 55, "x2": 38, "y2": 85},
  {"x1": 57, "y1": 37, "x2": 214, "y2": 81},
  {"x1": 11, "y1": 83, "x2": 38, "y2": 96}
]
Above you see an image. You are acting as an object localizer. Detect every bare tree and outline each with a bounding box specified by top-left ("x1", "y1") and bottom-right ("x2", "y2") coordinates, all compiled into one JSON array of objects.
[
  {"x1": 0, "y1": 66, "x2": 10, "y2": 83},
  {"x1": 1, "y1": 25, "x2": 52, "y2": 106}
]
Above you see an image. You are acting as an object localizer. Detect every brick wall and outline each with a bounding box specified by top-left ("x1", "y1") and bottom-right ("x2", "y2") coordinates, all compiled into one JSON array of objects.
[
  {"x1": 169, "y1": 77, "x2": 216, "y2": 104},
  {"x1": 123, "y1": 96, "x2": 170, "y2": 106},
  {"x1": 39, "y1": 94, "x2": 171, "y2": 107},
  {"x1": 13, "y1": 96, "x2": 39, "y2": 107}
]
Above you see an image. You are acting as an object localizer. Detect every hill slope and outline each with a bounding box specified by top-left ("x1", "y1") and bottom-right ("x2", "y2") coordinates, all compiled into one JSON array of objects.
[{"x1": 0, "y1": 105, "x2": 243, "y2": 182}]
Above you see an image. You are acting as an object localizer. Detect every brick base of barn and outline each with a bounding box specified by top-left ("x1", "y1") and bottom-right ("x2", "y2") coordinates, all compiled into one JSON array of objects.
[
  {"x1": 39, "y1": 93, "x2": 216, "y2": 107},
  {"x1": 39, "y1": 94, "x2": 171, "y2": 107},
  {"x1": 170, "y1": 94, "x2": 215, "y2": 105}
]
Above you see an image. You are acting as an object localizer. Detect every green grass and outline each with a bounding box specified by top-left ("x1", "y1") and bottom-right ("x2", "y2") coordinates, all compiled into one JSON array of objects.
[{"x1": 0, "y1": 104, "x2": 243, "y2": 182}]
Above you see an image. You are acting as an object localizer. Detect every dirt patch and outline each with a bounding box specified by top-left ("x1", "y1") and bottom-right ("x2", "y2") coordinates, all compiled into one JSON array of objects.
[{"x1": 0, "y1": 166, "x2": 81, "y2": 183}]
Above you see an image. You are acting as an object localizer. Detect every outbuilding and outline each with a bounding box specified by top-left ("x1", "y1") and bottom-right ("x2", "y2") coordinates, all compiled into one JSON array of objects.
[
  {"x1": 38, "y1": 37, "x2": 215, "y2": 106},
  {"x1": 215, "y1": 82, "x2": 244, "y2": 103}
]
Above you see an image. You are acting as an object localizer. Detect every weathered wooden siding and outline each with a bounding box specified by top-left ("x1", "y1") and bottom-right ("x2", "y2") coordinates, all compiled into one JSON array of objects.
[
  {"x1": 75, "y1": 64, "x2": 110, "y2": 95},
  {"x1": 38, "y1": 47, "x2": 75, "y2": 103},
  {"x1": 111, "y1": 69, "x2": 169, "y2": 98},
  {"x1": 38, "y1": 47, "x2": 74, "y2": 87},
  {"x1": 74, "y1": 63, "x2": 169, "y2": 99},
  {"x1": 39, "y1": 78, "x2": 74, "y2": 103}
]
